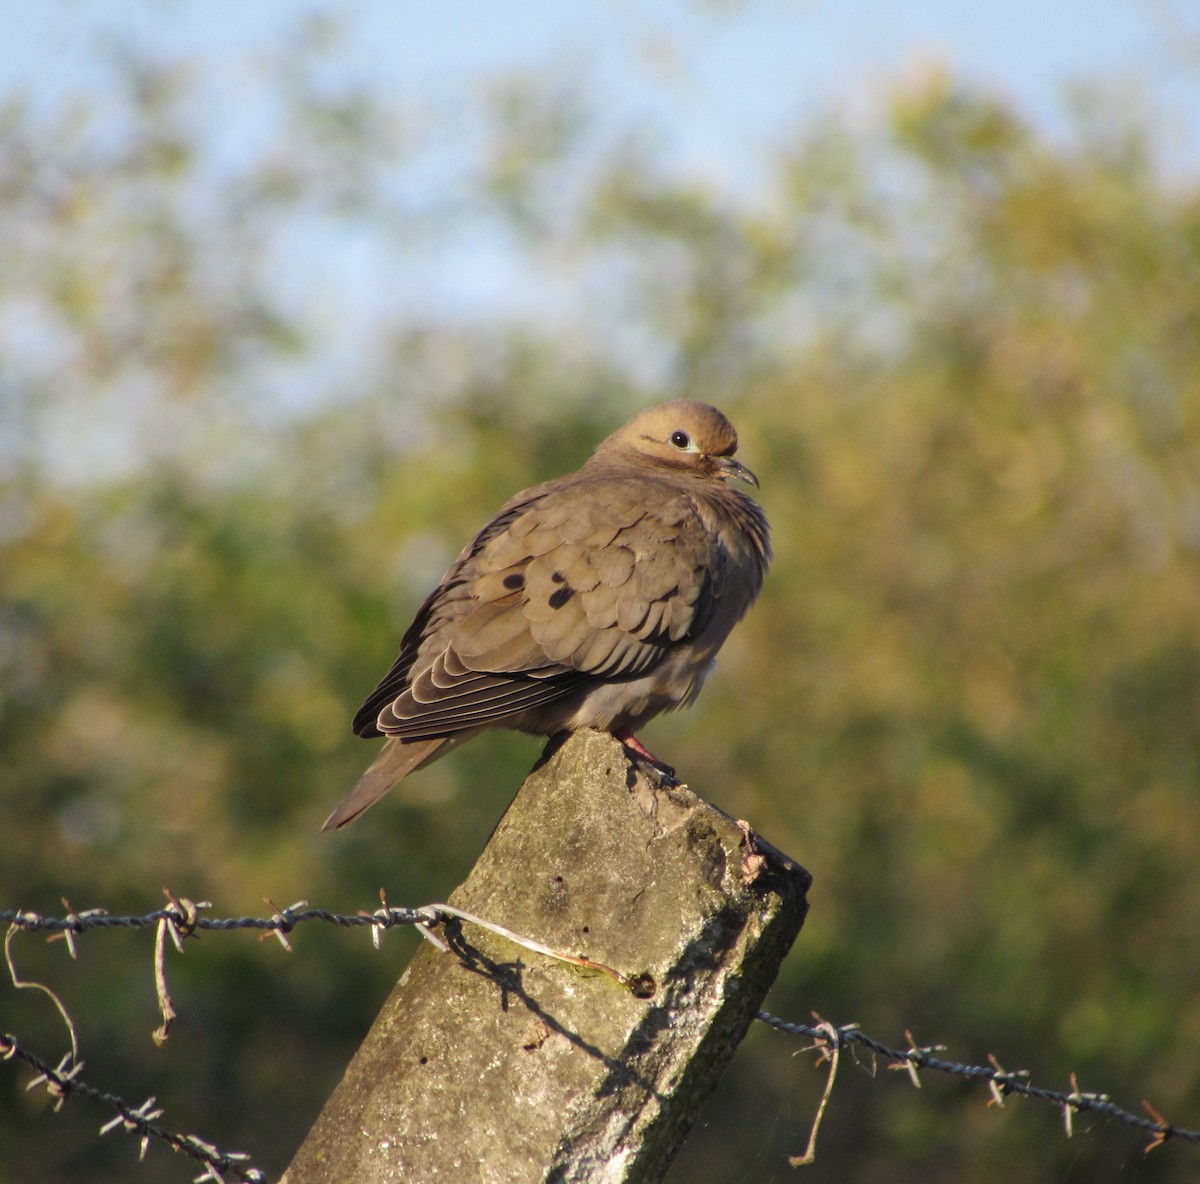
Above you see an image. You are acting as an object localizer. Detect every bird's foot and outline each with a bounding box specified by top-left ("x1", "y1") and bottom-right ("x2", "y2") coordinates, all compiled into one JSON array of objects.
[{"x1": 614, "y1": 730, "x2": 677, "y2": 781}]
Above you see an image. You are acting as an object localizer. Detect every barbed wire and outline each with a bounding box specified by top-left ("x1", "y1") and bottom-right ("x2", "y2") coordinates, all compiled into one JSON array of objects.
[
  {"x1": 2, "y1": 892, "x2": 448, "y2": 1182},
  {"x1": 0, "y1": 897, "x2": 439, "y2": 945},
  {"x1": 3, "y1": 896, "x2": 1199, "y2": 1180},
  {"x1": 0, "y1": 1029, "x2": 265, "y2": 1183},
  {"x1": 754, "y1": 1011, "x2": 1198, "y2": 1154}
]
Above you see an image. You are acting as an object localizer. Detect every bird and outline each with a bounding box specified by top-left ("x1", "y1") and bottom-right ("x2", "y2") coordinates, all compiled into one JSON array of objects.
[{"x1": 323, "y1": 399, "x2": 771, "y2": 830}]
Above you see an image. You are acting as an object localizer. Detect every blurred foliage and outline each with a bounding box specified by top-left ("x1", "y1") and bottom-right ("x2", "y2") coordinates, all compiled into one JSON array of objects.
[{"x1": 2, "y1": 19, "x2": 1200, "y2": 1184}]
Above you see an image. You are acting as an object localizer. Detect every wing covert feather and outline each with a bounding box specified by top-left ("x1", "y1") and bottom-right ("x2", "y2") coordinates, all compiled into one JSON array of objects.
[{"x1": 358, "y1": 476, "x2": 726, "y2": 738}]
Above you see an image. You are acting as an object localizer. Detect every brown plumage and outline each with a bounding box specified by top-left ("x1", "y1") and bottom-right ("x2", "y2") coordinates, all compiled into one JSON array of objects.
[{"x1": 323, "y1": 399, "x2": 771, "y2": 830}]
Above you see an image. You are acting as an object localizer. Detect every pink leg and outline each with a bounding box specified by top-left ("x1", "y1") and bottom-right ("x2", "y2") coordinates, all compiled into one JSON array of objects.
[{"x1": 613, "y1": 729, "x2": 676, "y2": 778}]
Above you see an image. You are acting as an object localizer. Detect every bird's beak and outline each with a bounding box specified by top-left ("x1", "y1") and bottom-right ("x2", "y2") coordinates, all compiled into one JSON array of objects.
[{"x1": 717, "y1": 456, "x2": 760, "y2": 489}]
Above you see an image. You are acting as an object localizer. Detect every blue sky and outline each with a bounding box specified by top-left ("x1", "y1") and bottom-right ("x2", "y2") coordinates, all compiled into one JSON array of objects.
[
  {"x1": 8, "y1": 1, "x2": 1192, "y2": 316},
  {"x1": 5, "y1": 0, "x2": 1199, "y2": 184}
]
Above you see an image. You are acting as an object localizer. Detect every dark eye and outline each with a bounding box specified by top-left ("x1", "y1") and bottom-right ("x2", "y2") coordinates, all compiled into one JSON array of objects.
[{"x1": 669, "y1": 430, "x2": 691, "y2": 449}]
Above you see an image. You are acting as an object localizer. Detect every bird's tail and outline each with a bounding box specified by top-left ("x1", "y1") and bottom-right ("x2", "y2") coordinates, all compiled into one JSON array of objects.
[{"x1": 321, "y1": 735, "x2": 455, "y2": 831}]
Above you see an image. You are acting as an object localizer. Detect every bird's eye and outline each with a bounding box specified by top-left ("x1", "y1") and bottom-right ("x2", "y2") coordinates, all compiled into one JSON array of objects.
[{"x1": 669, "y1": 430, "x2": 691, "y2": 450}]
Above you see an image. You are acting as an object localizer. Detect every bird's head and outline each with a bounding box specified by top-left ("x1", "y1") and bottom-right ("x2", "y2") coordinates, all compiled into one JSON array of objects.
[{"x1": 593, "y1": 399, "x2": 760, "y2": 488}]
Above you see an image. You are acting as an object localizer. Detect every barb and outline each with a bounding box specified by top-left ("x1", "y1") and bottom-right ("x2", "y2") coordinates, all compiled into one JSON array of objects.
[
  {"x1": 0, "y1": 1031, "x2": 265, "y2": 1182},
  {"x1": 756, "y1": 1010, "x2": 1199, "y2": 1150}
]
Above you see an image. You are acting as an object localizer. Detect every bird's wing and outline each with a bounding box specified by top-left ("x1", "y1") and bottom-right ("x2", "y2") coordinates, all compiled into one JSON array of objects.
[{"x1": 353, "y1": 476, "x2": 724, "y2": 740}]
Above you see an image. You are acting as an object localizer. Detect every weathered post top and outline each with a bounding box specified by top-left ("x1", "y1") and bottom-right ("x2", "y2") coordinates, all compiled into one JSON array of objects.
[{"x1": 284, "y1": 729, "x2": 810, "y2": 1184}]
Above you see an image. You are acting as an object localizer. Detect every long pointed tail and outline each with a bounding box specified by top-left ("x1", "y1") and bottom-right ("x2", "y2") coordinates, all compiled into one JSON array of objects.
[{"x1": 322, "y1": 735, "x2": 452, "y2": 831}]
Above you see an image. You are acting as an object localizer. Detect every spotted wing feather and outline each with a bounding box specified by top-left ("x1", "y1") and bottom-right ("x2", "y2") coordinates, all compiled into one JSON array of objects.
[{"x1": 354, "y1": 477, "x2": 719, "y2": 741}]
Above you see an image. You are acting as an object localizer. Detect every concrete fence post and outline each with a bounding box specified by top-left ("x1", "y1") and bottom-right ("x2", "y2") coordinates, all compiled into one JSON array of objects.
[{"x1": 283, "y1": 729, "x2": 810, "y2": 1184}]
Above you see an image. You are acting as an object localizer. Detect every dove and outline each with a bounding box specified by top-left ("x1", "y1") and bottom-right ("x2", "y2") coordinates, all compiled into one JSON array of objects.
[{"x1": 323, "y1": 399, "x2": 770, "y2": 830}]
